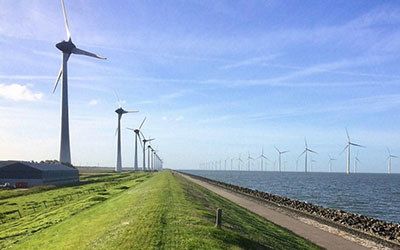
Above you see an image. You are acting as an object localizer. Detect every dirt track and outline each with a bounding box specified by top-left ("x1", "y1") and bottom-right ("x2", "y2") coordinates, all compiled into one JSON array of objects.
[{"x1": 180, "y1": 173, "x2": 390, "y2": 250}]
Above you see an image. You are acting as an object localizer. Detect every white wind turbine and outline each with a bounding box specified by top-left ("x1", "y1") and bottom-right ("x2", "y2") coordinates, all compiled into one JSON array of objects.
[
  {"x1": 257, "y1": 148, "x2": 270, "y2": 171},
  {"x1": 354, "y1": 151, "x2": 360, "y2": 173},
  {"x1": 275, "y1": 146, "x2": 289, "y2": 172},
  {"x1": 298, "y1": 139, "x2": 317, "y2": 173},
  {"x1": 53, "y1": 0, "x2": 106, "y2": 164},
  {"x1": 247, "y1": 153, "x2": 255, "y2": 171},
  {"x1": 141, "y1": 132, "x2": 155, "y2": 171},
  {"x1": 341, "y1": 129, "x2": 364, "y2": 175},
  {"x1": 387, "y1": 148, "x2": 398, "y2": 174},
  {"x1": 127, "y1": 117, "x2": 146, "y2": 171},
  {"x1": 115, "y1": 104, "x2": 138, "y2": 172},
  {"x1": 328, "y1": 155, "x2": 336, "y2": 173},
  {"x1": 238, "y1": 154, "x2": 244, "y2": 171}
]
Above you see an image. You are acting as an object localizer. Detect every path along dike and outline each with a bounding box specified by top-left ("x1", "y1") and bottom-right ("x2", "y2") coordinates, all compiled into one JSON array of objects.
[{"x1": 179, "y1": 172, "x2": 399, "y2": 250}]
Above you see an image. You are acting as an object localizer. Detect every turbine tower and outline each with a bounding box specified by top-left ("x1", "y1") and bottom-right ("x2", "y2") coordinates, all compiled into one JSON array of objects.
[
  {"x1": 115, "y1": 107, "x2": 137, "y2": 172},
  {"x1": 275, "y1": 146, "x2": 289, "y2": 172},
  {"x1": 298, "y1": 139, "x2": 317, "y2": 173},
  {"x1": 387, "y1": 148, "x2": 398, "y2": 174},
  {"x1": 341, "y1": 129, "x2": 364, "y2": 175},
  {"x1": 127, "y1": 117, "x2": 146, "y2": 171},
  {"x1": 328, "y1": 155, "x2": 336, "y2": 173},
  {"x1": 53, "y1": 0, "x2": 106, "y2": 164},
  {"x1": 238, "y1": 154, "x2": 244, "y2": 171}
]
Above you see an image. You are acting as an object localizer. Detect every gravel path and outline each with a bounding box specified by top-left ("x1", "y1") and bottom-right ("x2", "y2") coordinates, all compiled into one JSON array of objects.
[{"x1": 180, "y1": 173, "x2": 389, "y2": 250}]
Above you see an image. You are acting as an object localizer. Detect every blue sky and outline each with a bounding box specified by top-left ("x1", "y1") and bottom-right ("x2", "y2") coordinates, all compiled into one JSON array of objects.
[{"x1": 1, "y1": 0, "x2": 400, "y2": 172}]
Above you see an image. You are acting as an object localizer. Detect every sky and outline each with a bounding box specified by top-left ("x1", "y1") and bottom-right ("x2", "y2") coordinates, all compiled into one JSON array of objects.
[{"x1": 1, "y1": 0, "x2": 400, "y2": 173}]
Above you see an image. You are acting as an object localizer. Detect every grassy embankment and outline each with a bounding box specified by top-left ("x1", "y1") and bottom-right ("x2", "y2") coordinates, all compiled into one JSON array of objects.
[{"x1": 1, "y1": 171, "x2": 320, "y2": 249}]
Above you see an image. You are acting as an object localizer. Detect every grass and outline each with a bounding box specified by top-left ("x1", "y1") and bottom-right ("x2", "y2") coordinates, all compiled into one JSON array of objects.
[{"x1": 1, "y1": 171, "x2": 320, "y2": 249}]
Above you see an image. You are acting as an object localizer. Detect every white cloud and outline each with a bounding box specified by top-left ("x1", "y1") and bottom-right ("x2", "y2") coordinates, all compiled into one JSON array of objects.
[
  {"x1": 88, "y1": 99, "x2": 99, "y2": 106},
  {"x1": 175, "y1": 116, "x2": 184, "y2": 121},
  {"x1": 0, "y1": 84, "x2": 43, "y2": 101}
]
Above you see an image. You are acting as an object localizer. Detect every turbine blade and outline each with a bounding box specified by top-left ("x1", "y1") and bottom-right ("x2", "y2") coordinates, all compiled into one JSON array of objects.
[
  {"x1": 114, "y1": 128, "x2": 118, "y2": 136},
  {"x1": 125, "y1": 110, "x2": 139, "y2": 113},
  {"x1": 139, "y1": 131, "x2": 146, "y2": 140},
  {"x1": 113, "y1": 90, "x2": 121, "y2": 108},
  {"x1": 139, "y1": 117, "x2": 147, "y2": 130},
  {"x1": 72, "y1": 47, "x2": 106, "y2": 59},
  {"x1": 339, "y1": 145, "x2": 349, "y2": 155},
  {"x1": 274, "y1": 146, "x2": 280, "y2": 153},
  {"x1": 304, "y1": 138, "x2": 308, "y2": 148},
  {"x1": 52, "y1": 65, "x2": 63, "y2": 93},
  {"x1": 387, "y1": 147, "x2": 391, "y2": 155},
  {"x1": 138, "y1": 133, "x2": 144, "y2": 148},
  {"x1": 308, "y1": 149, "x2": 318, "y2": 154},
  {"x1": 345, "y1": 128, "x2": 350, "y2": 141},
  {"x1": 350, "y1": 142, "x2": 365, "y2": 148},
  {"x1": 61, "y1": 0, "x2": 71, "y2": 40},
  {"x1": 126, "y1": 127, "x2": 134, "y2": 131},
  {"x1": 298, "y1": 150, "x2": 305, "y2": 159},
  {"x1": 282, "y1": 150, "x2": 289, "y2": 154}
]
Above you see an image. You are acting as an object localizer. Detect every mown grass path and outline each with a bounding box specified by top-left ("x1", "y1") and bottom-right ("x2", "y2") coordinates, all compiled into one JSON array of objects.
[{"x1": 7, "y1": 171, "x2": 320, "y2": 249}]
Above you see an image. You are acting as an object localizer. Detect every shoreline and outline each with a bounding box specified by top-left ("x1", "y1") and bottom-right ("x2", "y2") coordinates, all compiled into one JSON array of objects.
[{"x1": 178, "y1": 171, "x2": 400, "y2": 249}]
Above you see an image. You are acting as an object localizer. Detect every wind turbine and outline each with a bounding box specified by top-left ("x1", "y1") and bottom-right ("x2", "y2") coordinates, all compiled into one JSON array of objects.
[
  {"x1": 298, "y1": 139, "x2": 317, "y2": 173},
  {"x1": 354, "y1": 151, "x2": 360, "y2": 173},
  {"x1": 258, "y1": 148, "x2": 270, "y2": 171},
  {"x1": 127, "y1": 117, "x2": 146, "y2": 171},
  {"x1": 387, "y1": 148, "x2": 398, "y2": 174},
  {"x1": 141, "y1": 132, "x2": 155, "y2": 171},
  {"x1": 53, "y1": 0, "x2": 106, "y2": 164},
  {"x1": 341, "y1": 129, "x2": 364, "y2": 175},
  {"x1": 238, "y1": 154, "x2": 244, "y2": 171},
  {"x1": 115, "y1": 105, "x2": 138, "y2": 172},
  {"x1": 275, "y1": 147, "x2": 289, "y2": 172},
  {"x1": 247, "y1": 153, "x2": 255, "y2": 171},
  {"x1": 328, "y1": 155, "x2": 336, "y2": 173}
]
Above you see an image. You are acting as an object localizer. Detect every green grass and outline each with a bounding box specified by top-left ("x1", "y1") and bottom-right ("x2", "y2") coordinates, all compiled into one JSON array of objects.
[{"x1": 1, "y1": 171, "x2": 320, "y2": 249}]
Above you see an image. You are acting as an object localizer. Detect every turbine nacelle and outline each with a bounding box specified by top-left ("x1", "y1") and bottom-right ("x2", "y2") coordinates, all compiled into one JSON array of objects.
[{"x1": 56, "y1": 39, "x2": 76, "y2": 53}]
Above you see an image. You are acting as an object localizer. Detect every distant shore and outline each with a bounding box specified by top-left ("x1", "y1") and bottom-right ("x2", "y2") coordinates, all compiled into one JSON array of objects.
[{"x1": 178, "y1": 171, "x2": 400, "y2": 248}]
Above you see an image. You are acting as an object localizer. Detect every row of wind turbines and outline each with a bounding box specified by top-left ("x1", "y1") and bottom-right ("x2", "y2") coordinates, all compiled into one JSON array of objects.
[
  {"x1": 199, "y1": 129, "x2": 398, "y2": 174},
  {"x1": 52, "y1": 0, "x2": 163, "y2": 172}
]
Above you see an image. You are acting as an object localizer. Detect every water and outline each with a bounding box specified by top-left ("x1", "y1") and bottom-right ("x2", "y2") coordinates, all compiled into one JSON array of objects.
[{"x1": 182, "y1": 170, "x2": 400, "y2": 224}]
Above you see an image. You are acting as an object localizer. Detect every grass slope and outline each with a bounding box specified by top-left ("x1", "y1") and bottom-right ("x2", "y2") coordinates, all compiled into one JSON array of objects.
[{"x1": 5, "y1": 171, "x2": 320, "y2": 249}]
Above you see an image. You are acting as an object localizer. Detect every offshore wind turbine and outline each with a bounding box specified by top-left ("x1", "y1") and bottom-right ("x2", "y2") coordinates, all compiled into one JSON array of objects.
[
  {"x1": 328, "y1": 155, "x2": 336, "y2": 173},
  {"x1": 258, "y1": 148, "x2": 270, "y2": 171},
  {"x1": 238, "y1": 154, "x2": 244, "y2": 171},
  {"x1": 341, "y1": 129, "x2": 364, "y2": 175},
  {"x1": 247, "y1": 153, "x2": 254, "y2": 171},
  {"x1": 354, "y1": 151, "x2": 360, "y2": 173},
  {"x1": 387, "y1": 148, "x2": 398, "y2": 174},
  {"x1": 127, "y1": 117, "x2": 146, "y2": 171},
  {"x1": 115, "y1": 105, "x2": 138, "y2": 172},
  {"x1": 298, "y1": 139, "x2": 317, "y2": 173},
  {"x1": 53, "y1": 0, "x2": 106, "y2": 164},
  {"x1": 275, "y1": 146, "x2": 289, "y2": 172}
]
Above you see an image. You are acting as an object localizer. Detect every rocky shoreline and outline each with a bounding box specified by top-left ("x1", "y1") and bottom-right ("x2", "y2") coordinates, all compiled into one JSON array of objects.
[{"x1": 180, "y1": 171, "x2": 400, "y2": 246}]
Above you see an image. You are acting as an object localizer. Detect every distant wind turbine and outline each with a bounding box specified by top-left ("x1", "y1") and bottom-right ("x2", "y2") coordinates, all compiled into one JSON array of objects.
[
  {"x1": 387, "y1": 148, "x2": 398, "y2": 174},
  {"x1": 238, "y1": 154, "x2": 244, "y2": 171},
  {"x1": 298, "y1": 139, "x2": 317, "y2": 173},
  {"x1": 328, "y1": 155, "x2": 336, "y2": 173},
  {"x1": 354, "y1": 151, "x2": 360, "y2": 173},
  {"x1": 115, "y1": 104, "x2": 138, "y2": 172},
  {"x1": 247, "y1": 153, "x2": 254, "y2": 171},
  {"x1": 127, "y1": 117, "x2": 146, "y2": 171},
  {"x1": 275, "y1": 146, "x2": 289, "y2": 172},
  {"x1": 53, "y1": 0, "x2": 106, "y2": 164},
  {"x1": 141, "y1": 132, "x2": 155, "y2": 171},
  {"x1": 341, "y1": 129, "x2": 365, "y2": 175},
  {"x1": 257, "y1": 148, "x2": 270, "y2": 171}
]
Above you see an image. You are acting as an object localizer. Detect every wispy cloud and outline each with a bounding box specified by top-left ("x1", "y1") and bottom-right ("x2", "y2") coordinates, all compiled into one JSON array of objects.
[
  {"x1": 88, "y1": 99, "x2": 99, "y2": 106},
  {"x1": 221, "y1": 54, "x2": 280, "y2": 70},
  {"x1": 0, "y1": 83, "x2": 43, "y2": 101}
]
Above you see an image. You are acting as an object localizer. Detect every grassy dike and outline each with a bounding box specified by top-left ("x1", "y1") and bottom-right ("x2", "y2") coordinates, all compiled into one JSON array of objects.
[{"x1": 5, "y1": 171, "x2": 320, "y2": 249}]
